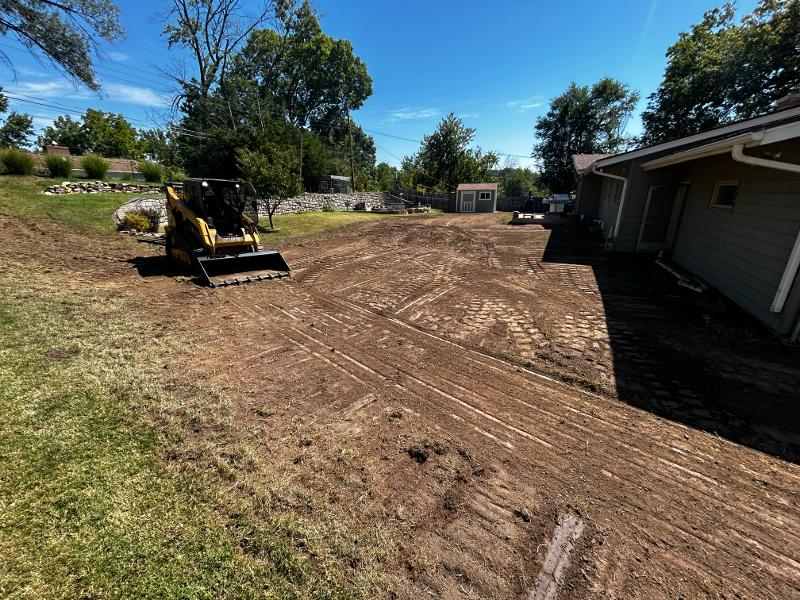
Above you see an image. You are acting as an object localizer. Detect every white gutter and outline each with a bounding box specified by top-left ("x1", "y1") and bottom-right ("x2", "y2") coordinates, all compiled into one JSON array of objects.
[
  {"x1": 731, "y1": 142, "x2": 800, "y2": 175},
  {"x1": 593, "y1": 106, "x2": 800, "y2": 170},
  {"x1": 591, "y1": 164, "x2": 628, "y2": 245}
]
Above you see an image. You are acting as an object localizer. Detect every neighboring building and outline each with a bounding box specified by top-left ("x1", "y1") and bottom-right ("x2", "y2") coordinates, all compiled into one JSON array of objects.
[
  {"x1": 309, "y1": 175, "x2": 352, "y2": 194},
  {"x1": 454, "y1": 183, "x2": 498, "y2": 212},
  {"x1": 44, "y1": 145, "x2": 70, "y2": 156},
  {"x1": 573, "y1": 97, "x2": 800, "y2": 338}
]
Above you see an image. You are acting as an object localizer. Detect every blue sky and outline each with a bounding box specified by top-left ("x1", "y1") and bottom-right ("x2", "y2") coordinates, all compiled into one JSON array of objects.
[{"x1": 1, "y1": 0, "x2": 758, "y2": 168}]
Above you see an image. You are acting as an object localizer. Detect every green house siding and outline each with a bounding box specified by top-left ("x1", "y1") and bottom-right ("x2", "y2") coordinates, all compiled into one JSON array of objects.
[
  {"x1": 671, "y1": 147, "x2": 800, "y2": 335},
  {"x1": 614, "y1": 161, "x2": 690, "y2": 252}
]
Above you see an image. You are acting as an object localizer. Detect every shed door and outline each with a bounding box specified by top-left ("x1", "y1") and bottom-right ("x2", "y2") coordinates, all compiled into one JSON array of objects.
[
  {"x1": 461, "y1": 192, "x2": 475, "y2": 212},
  {"x1": 637, "y1": 185, "x2": 683, "y2": 251}
]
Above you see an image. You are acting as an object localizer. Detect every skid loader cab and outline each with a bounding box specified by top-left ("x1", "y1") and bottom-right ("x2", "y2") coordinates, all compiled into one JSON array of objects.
[
  {"x1": 182, "y1": 178, "x2": 259, "y2": 236},
  {"x1": 164, "y1": 178, "x2": 291, "y2": 287}
]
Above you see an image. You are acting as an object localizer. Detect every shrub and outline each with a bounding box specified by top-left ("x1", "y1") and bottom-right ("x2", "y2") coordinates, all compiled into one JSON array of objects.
[
  {"x1": 121, "y1": 213, "x2": 151, "y2": 232},
  {"x1": 0, "y1": 149, "x2": 34, "y2": 175},
  {"x1": 321, "y1": 204, "x2": 335, "y2": 212},
  {"x1": 163, "y1": 166, "x2": 186, "y2": 182},
  {"x1": 81, "y1": 154, "x2": 109, "y2": 179},
  {"x1": 138, "y1": 160, "x2": 163, "y2": 182},
  {"x1": 45, "y1": 154, "x2": 72, "y2": 178},
  {"x1": 121, "y1": 208, "x2": 160, "y2": 233}
]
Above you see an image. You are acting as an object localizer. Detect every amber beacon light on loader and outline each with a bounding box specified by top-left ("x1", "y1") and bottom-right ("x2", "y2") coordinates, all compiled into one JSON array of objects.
[{"x1": 164, "y1": 178, "x2": 291, "y2": 287}]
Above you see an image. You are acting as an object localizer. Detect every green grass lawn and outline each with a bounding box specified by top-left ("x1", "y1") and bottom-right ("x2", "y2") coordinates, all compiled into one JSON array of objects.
[
  {"x1": 0, "y1": 175, "x2": 403, "y2": 597},
  {"x1": 0, "y1": 176, "x2": 161, "y2": 234},
  {"x1": 0, "y1": 272, "x2": 373, "y2": 598},
  {"x1": 0, "y1": 175, "x2": 432, "y2": 242},
  {"x1": 259, "y1": 210, "x2": 413, "y2": 244}
]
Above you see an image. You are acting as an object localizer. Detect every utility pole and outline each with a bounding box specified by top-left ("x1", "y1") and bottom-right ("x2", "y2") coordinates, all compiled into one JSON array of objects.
[
  {"x1": 345, "y1": 99, "x2": 356, "y2": 192},
  {"x1": 299, "y1": 125, "x2": 304, "y2": 187}
]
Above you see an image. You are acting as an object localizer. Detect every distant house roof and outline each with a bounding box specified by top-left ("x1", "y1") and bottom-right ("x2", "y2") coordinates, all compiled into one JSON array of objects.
[
  {"x1": 457, "y1": 182, "x2": 498, "y2": 191},
  {"x1": 572, "y1": 154, "x2": 612, "y2": 173},
  {"x1": 575, "y1": 105, "x2": 800, "y2": 175}
]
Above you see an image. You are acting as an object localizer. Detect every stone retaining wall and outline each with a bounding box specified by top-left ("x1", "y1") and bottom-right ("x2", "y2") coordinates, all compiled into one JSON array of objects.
[
  {"x1": 112, "y1": 191, "x2": 393, "y2": 231},
  {"x1": 114, "y1": 197, "x2": 168, "y2": 229},
  {"x1": 259, "y1": 191, "x2": 389, "y2": 215},
  {"x1": 44, "y1": 181, "x2": 162, "y2": 195}
]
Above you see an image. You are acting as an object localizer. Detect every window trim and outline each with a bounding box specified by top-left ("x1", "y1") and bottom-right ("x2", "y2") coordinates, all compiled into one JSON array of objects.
[
  {"x1": 710, "y1": 180, "x2": 739, "y2": 210},
  {"x1": 478, "y1": 191, "x2": 492, "y2": 201}
]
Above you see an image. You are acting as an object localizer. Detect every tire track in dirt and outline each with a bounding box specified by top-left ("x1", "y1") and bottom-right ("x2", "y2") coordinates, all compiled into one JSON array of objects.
[
  {"x1": 319, "y1": 291, "x2": 800, "y2": 500},
  {"x1": 224, "y1": 292, "x2": 799, "y2": 595}
]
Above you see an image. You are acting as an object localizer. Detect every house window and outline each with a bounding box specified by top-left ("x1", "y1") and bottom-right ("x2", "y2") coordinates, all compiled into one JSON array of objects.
[
  {"x1": 479, "y1": 191, "x2": 491, "y2": 200},
  {"x1": 710, "y1": 181, "x2": 739, "y2": 210}
]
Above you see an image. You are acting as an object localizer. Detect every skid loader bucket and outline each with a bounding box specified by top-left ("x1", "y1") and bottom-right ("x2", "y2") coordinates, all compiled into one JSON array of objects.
[{"x1": 196, "y1": 250, "x2": 291, "y2": 287}]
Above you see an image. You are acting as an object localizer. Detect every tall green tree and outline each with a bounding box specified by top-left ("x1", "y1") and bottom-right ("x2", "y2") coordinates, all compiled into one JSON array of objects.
[
  {"x1": 0, "y1": 0, "x2": 123, "y2": 90},
  {"x1": 230, "y1": 3, "x2": 372, "y2": 183},
  {"x1": 641, "y1": 0, "x2": 800, "y2": 145},
  {"x1": 163, "y1": 0, "x2": 282, "y2": 101},
  {"x1": 174, "y1": 0, "x2": 374, "y2": 186},
  {"x1": 81, "y1": 109, "x2": 140, "y2": 158},
  {"x1": 496, "y1": 167, "x2": 548, "y2": 198},
  {"x1": 138, "y1": 128, "x2": 181, "y2": 167},
  {"x1": 0, "y1": 113, "x2": 34, "y2": 149},
  {"x1": 237, "y1": 144, "x2": 302, "y2": 230},
  {"x1": 39, "y1": 115, "x2": 87, "y2": 154},
  {"x1": 38, "y1": 109, "x2": 141, "y2": 157},
  {"x1": 533, "y1": 78, "x2": 639, "y2": 192},
  {"x1": 374, "y1": 162, "x2": 397, "y2": 192},
  {"x1": 0, "y1": 88, "x2": 34, "y2": 148},
  {"x1": 403, "y1": 113, "x2": 498, "y2": 192}
]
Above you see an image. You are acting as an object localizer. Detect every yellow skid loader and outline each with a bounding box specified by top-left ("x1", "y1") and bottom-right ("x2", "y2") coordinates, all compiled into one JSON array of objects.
[{"x1": 164, "y1": 178, "x2": 291, "y2": 287}]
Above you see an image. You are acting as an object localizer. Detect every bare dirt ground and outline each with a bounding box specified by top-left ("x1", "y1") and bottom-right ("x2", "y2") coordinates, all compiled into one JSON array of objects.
[{"x1": 6, "y1": 210, "x2": 800, "y2": 598}]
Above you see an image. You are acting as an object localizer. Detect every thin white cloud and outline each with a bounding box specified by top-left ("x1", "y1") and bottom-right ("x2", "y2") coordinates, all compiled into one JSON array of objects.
[
  {"x1": 5, "y1": 80, "x2": 90, "y2": 100},
  {"x1": 458, "y1": 112, "x2": 480, "y2": 119},
  {"x1": 16, "y1": 66, "x2": 49, "y2": 78},
  {"x1": 104, "y1": 83, "x2": 170, "y2": 107},
  {"x1": 505, "y1": 97, "x2": 544, "y2": 112},
  {"x1": 387, "y1": 107, "x2": 439, "y2": 121},
  {"x1": 107, "y1": 51, "x2": 130, "y2": 62}
]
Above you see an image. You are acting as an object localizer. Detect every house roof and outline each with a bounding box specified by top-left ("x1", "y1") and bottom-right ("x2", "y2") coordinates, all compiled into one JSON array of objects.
[
  {"x1": 573, "y1": 154, "x2": 612, "y2": 172},
  {"x1": 457, "y1": 182, "x2": 498, "y2": 191},
  {"x1": 641, "y1": 119, "x2": 800, "y2": 171},
  {"x1": 576, "y1": 106, "x2": 800, "y2": 175}
]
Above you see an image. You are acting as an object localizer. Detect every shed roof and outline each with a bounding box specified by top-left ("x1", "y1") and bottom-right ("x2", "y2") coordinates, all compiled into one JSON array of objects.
[{"x1": 457, "y1": 182, "x2": 498, "y2": 191}]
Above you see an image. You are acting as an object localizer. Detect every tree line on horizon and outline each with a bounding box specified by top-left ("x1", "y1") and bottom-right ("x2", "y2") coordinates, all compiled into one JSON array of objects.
[{"x1": 0, "y1": 0, "x2": 798, "y2": 196}]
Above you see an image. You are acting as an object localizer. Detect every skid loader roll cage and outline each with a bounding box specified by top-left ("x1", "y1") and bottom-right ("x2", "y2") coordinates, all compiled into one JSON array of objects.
[{"x1": 182, "y1": 179, "x2": 259, "y2": 237}]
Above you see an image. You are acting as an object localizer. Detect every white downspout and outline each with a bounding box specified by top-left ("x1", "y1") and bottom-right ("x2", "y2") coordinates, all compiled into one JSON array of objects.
[
  {"x1": 771, "y1": 227, "x2": 800, "y2": 313},
  {"x1": 731, "y1": 143, "x2": 800, "y2": 314},
  {"x1": 591, "y1": 164, "x2": 629, "y2": 247}
]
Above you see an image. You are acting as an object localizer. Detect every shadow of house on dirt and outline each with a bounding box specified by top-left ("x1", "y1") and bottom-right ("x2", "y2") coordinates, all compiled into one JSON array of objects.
[{"x1": 540, "y1": 223, "x2": 800, "y2": 464}]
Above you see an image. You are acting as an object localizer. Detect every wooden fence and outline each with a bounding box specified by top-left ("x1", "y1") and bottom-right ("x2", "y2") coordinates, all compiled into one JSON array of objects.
[
  {"x1": 394, "y1": 189, "x2": 452, "y2": 210},
  {"x1": 391, "y1": 190, "x2": 546, "y2": 213},
  {"x1": 496, "y1": 196, "x2": 546, "y2": 212}
]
